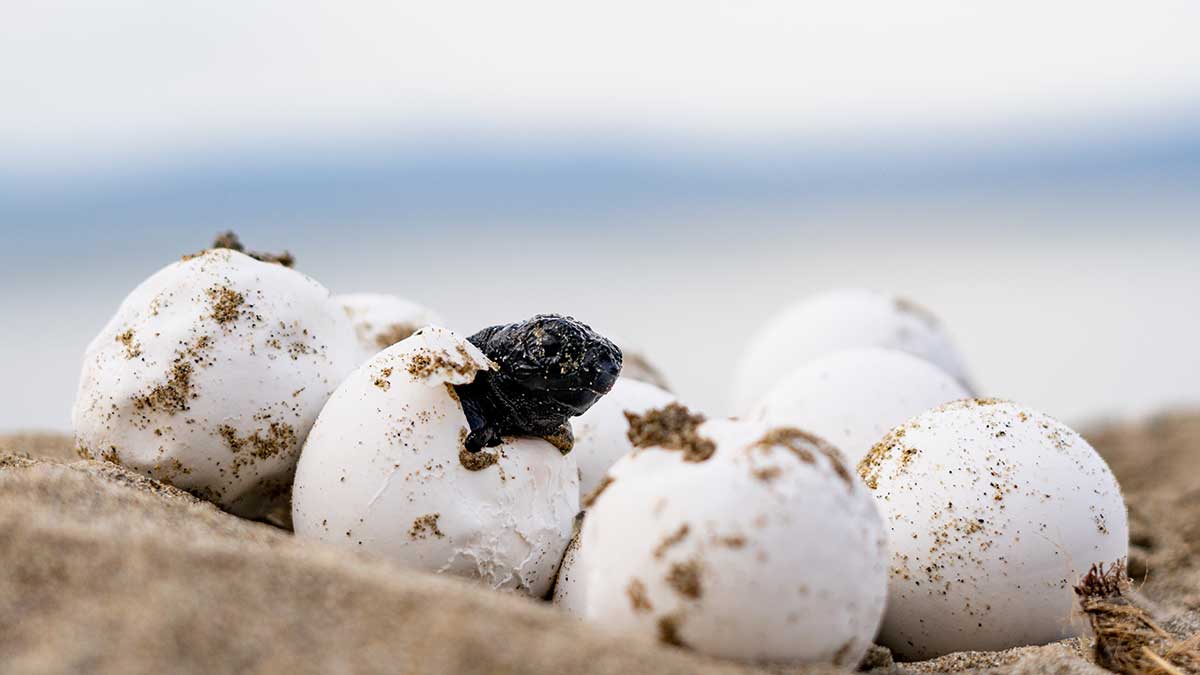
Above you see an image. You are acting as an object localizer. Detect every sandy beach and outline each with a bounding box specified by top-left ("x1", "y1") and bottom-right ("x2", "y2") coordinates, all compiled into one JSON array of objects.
[{"x1": 2, "y1": 410, "x2": 1196, "y2": 674}]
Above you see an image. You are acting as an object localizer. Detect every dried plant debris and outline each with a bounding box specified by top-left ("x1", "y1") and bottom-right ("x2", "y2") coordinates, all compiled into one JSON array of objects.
[
  {"x1": 625, "y1": 403, "x2": 715, "y2": 462},
  {"x1": 1075, "y1": 561, "x2": 1200, "y2": 674},
  {"x1": 210, "y1": 231, "x2": 295, "y2": 267}
]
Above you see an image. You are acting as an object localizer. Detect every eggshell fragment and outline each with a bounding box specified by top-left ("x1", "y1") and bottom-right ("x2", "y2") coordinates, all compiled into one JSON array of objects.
[
  {"x1": 572, "y1": 378, "x2": 676, "y2": 496},
  {"x1": 71, "y1": 248, "x2": 359, "y2": 518},
  {"x1": 335, "y1": 292, "x2": 444, "y2": 360},
  {"x1": 860, "y1": 399, "x2": 1128, "y2": 660},
  {"x1": 751, "y1": 348, "x2": 969, "y2": 464},
  {"x1": 733, "y1": 289, "x2": 971, "y2": 413},
  {"x1": 584, "y1": 410, "x2": 888, "y2": 665},
  {"x1": 292, "y1": 326, "x2": 579, "y2": 597}
]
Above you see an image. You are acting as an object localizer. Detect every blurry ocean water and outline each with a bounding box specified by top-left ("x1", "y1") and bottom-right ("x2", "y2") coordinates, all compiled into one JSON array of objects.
[{"x1": 3, "y1": 126, "x2": 1199, "y2": 431}]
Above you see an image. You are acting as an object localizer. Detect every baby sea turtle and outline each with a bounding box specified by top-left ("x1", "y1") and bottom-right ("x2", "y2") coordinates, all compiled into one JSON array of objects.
[{"x1": 455, "y1": 314, "x2": 622, "y2": 454}]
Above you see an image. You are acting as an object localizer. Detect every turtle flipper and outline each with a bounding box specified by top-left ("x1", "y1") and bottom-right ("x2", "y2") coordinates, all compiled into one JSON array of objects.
[
  {"x1": 456, "y1": 379, "x2": 502, "y2": 453},
  {"x1": 542, "y1": 423, "x2": 574, "y2": 455},
  {"x1": 465, "y1": 425, "x2": 501, "y2": 453}
]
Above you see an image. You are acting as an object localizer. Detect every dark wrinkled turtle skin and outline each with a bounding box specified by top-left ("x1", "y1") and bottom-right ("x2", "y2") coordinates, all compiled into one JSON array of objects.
[{"x1": 454, "y1": 314, "x2": 622, "y2": 455}]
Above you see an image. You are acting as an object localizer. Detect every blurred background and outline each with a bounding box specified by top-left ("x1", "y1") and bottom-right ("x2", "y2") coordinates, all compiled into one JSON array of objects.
[{"x1": 3, "y1": 1, "x2": 1199, "y2": 431}]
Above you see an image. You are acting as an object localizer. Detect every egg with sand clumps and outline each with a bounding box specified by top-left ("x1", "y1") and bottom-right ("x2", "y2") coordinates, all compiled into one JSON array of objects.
[
  {"x1": 572, "y1": 377, "x2": 676, "y2": 496},
  {"x1": 292, "y1": 325, "x2": 583, "y2": 596},
  {"x1": 751, "y1": 348, "x2": 969, "y2": 464},
  {"x1": 335, "y1": 292, "x2": 444, "y2": 361},
  {"x1": 733, "y1": 289, "x2": 971, "y2": 413},
  {"x1": 860, "y1": 399, "x2": 1128, "y2": 661},
  {"x1": 583, "y1": 404, "x2": 888, "y2": 665},
  {"x1": 71, "y1": 247, "x2": 359, "y2": 519}
]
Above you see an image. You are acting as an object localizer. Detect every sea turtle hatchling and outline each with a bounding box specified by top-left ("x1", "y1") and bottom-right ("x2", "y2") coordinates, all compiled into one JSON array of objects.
[{"x1": 455, "y1": 314, "x2": 622, "y2": 454}]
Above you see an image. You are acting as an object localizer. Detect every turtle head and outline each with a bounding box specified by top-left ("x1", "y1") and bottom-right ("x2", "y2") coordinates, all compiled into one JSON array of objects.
[{"x1": 484, "y1": 314, "x2": 622, "y2": 423}]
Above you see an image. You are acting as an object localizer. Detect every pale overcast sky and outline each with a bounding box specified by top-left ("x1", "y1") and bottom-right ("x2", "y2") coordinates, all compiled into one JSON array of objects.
[{"x1": 4, "y1": 1, "x2": 1200, "y2": 167}]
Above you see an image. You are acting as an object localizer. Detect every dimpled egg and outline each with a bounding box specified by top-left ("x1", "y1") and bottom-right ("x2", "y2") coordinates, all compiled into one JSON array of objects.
[
  {"x1": 583, "y1": 406, "x2": 888, "y2": 665},
  {"x1": 292, "y1": 326, "x2": 579, "y2": 597},
  {"x1": 572, "y1": 378, "x2": 676, "y2": 496},
  {"x1": 335, "y1": 292, "x2": 444, "y2": 361},
  {"x1": 859, "y1": 399, "x2": 1128, "y2": 660},
  {"x1": 751, "y1": 348, "x2": 970, "y2": 464},
  {"x1": 733, "y1": 289, "x2": 971, "y2": 413},
  {"x1": 72, "y1": 248, "x2": 359, "y2": 518}
]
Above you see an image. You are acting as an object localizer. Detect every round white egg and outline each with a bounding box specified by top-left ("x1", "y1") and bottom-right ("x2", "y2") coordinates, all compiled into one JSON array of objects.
[
  {"x1": 552, "y1": 514, "x2": 587, "y2": 619},
  {"x1": 733, "y1": 289, "x2": 971, "y2": 413},
  {"x1": 584, "y1": 416, "x2": 888, "y2": 665},
  {"x1": 72, "y1": 248, "x2": 359, "y2": 519},
  {"x1": 860, "y1": 399, "x2": 1128, "y2": 660},
  {"x1": 335, "y1": 292, "x2": 444, "y2": 361},
  {"x1": 292, "y1": 326, "x2": 579, "y2": 597},
  {"x1": 572, "y1": 378, "x2": 676, "y2": 497},
  {"x1": 751, "y1": 348, "x2": 970, "y2": 464},
  {"x1": 616, "y1": 341, "x2": 671, "y2": 391}
]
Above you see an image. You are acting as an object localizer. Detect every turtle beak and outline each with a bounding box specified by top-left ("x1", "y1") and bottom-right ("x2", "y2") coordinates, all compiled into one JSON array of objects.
[{"x1": 593, "y1": 360, "x2": 620, "y2": 394}]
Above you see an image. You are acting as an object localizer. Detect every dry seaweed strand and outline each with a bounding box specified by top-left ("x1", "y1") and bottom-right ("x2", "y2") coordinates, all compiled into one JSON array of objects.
[{"x1": 1074, "y1": 561, "x2": 1200, "y2": 674}]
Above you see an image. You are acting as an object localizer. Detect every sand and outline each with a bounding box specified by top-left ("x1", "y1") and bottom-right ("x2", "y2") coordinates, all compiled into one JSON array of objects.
[{"x1": 2, "y1": 410, "x2": 1198, "y2": 674}]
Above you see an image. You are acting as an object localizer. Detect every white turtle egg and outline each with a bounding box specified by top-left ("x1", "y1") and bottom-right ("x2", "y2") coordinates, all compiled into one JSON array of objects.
[
  {"x1": 859, "y1": 399, "x2": 1128, "y2": 660},
  {"x1": 292, "y1": 326, "x2": 579, "y2": 597},
  {"x1": 751, "y1": 348, "x2": 970, "y2": 464},
  {"x1": 573, "y1": 378, "x2": 676, "y2": 497},
  {"x1": 552, "y1": 513, "x2": 588, "y2": 619},
  {"x1": 614, "y1": 340, "x2": 671, "y2": 391},
  {"x1": 334, "y1": 292, "x2": 444, "y2": 360},
  {"x1": 71, "y1": 248, "x2": 359, "y2": 519},
  {"x1": 583, "y1": 407, "x2": 888, "y2": 665},
  {"x1": 733, "y1": 289, "x2": 971, "y2": 413}
]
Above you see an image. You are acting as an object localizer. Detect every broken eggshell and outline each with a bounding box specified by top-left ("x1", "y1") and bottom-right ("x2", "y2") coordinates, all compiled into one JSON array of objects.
[
  {"x1": 733, "y1": 289, "x2": 972, "y2": 413},
  {"x1": 860, "y1": 399, "x2": 1129, "y2": 660},
  {"x1": 71, "y1": 248, "x2": 359, "y2": 519},
  {"x1": 751, "y1": 347, "x2": 970, "y2": 464},
  {"x1": 291, "y1": 326, "x2": 579, "y2": 597},
  {"x1": 335, "y1": 292, "x2": 444, "y2": 361},
  {"x1": 583, "y1": 408, "x2": 888, "y2": 665}
]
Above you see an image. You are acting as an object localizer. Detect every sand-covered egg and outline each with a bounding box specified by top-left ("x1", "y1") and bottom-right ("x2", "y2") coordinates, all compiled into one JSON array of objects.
[
  {"x1": 572, "y1": 378, "x2": 676, "y2": 496},
  {"x1": 733, "y1": 289, "x2": 971, "y2": 413},
  {"x1": 335, "y1": 292, "x2": 444, "y2": 360},
  {"x1": 859, "y1": 399, "x2": 1128, "y2": 660},
  {"x1": 71, "y1": 248, "x2": 359, "y2": 518},
  {"x1": 751, "y1": 348, "x2": 970, "y2": 464},
  {"x1": 583, "y1": 405, "x2": 888, "y2": 665},
  {"x1": 292, "y1": 326, "x2": 579, "y2": 596}
]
